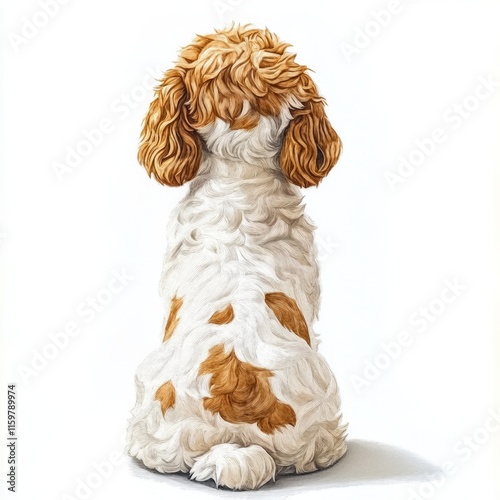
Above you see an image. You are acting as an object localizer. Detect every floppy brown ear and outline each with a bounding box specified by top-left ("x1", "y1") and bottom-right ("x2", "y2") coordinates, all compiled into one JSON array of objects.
[
  {"x1": 280, "y1": 99, "x2": 342, "y2": 188},
  {"x1": 138, "y1": 69, "x2": 202, "y2": 186}
]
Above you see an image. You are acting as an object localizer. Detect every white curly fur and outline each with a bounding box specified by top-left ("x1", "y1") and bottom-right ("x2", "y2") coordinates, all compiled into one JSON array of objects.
[{"x1": 127, "y1": 107, "x2": 347, "y2": 490}]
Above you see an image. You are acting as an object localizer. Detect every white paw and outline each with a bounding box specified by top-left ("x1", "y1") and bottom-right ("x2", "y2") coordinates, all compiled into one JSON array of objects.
[{"x1": 190, "y1": 443, "x2": 276, "y2": 490}]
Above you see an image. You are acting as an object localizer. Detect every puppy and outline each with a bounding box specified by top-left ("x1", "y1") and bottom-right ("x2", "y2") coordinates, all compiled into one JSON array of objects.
[{"x1": 127, "y1": 25, "x2": 347, "y2": 490}]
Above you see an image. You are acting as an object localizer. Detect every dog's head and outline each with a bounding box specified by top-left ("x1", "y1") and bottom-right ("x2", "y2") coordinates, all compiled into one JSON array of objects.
[{"x1": 138, "y1": 26, "x2": 342, "y2": 188}]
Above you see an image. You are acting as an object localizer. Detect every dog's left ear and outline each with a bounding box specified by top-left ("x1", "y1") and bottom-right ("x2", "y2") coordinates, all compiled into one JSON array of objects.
[
  {"x1": 138, "y1": 68, "x2": 202, "y2": 186},
  {"x1": 280, "y1": 91, "x2": 342, "y2": 188}
]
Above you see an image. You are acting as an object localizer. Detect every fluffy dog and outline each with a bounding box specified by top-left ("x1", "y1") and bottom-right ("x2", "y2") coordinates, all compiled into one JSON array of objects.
[{"x1": 127, "y1": 25, "x2": 347, "y2": 490}]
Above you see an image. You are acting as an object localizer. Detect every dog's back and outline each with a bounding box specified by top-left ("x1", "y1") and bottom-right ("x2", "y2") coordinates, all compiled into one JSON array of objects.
[{"x1": 127, "y1": 26, "x2": 346, "y2": 490}]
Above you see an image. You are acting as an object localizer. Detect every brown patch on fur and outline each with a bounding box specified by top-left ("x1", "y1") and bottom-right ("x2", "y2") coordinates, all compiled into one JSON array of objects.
[
  {"x1": 199, "y1": 344, "x2": 296, "y2": 434},
  {"x1": 137, "y1": 25, "x2": 341, "y2": 187},
  {"x1": 208, "y1": 304, "x2": 235, "y2": 325},
  {"x1": 155, "y1": 381, "x2": 176, "y2": 415},
  {"x1": 163, "y1": 297, "x2": 183, "y2": 342},
  {"x1": 265, "y1": 292, "x2": 311, "y2": 346}
]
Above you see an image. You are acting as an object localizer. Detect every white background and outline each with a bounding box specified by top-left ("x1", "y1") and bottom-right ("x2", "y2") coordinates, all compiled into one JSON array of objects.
[{"x1": 1, "y1": 0, "x2": 498, "y2": 499}]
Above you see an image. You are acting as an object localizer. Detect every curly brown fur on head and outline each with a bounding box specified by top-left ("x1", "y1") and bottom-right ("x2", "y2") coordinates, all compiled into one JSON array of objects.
[{"x1": 138, "y1": 25, "x2": 341, "y2": 187}]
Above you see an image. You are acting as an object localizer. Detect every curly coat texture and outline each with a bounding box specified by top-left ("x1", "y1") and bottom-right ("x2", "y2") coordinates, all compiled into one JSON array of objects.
[
  {"x1": 127, "y1": 25, "x2": 346, "y2": 491},
  {"x1": 138, "y1": 26, "x2": 341, "y2": 188}
]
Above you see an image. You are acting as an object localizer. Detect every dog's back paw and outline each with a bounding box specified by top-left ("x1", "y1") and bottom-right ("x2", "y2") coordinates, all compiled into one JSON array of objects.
[{"x1": 189, "y1": 443, "x2": 276, "y2": 490}]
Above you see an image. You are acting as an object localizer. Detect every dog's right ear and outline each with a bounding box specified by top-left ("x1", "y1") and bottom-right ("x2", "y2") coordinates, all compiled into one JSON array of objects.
[{"x1": 138, "y1": 69, "x2": 202, "y2": 186}]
